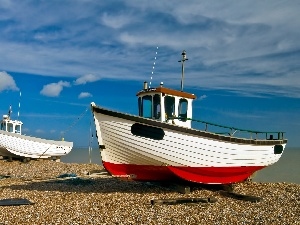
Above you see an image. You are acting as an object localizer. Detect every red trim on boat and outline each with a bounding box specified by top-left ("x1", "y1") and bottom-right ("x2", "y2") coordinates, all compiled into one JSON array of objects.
[
  {"x1": 103, "y1": 161, "x2": 265, "y2": 184},
  {"x1": 103, "y1": 161, "x2": 178, "y2": 181}
]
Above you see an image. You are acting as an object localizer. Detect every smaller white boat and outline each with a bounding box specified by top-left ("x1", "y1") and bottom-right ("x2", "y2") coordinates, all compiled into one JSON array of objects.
[{"x1": 0, "y1": 107, "x2": 73, "y2": 160}]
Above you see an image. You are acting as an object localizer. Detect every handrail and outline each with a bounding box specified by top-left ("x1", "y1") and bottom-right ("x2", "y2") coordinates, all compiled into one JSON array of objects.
[{"x1": 169, "y1": 116, "x2": 286, "y2": 140}]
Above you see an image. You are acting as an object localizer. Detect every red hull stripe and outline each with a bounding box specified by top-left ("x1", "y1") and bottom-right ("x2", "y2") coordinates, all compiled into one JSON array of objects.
[{"x1": 103, "y1": 161, "x2": 265, "y2": 184}]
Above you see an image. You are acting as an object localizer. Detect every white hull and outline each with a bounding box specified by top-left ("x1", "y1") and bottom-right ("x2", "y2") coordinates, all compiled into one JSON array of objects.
[
  {"x1": 95, "y1": 113, "x2": 285, "y2": 167},
  {"x1": 0, "y1": 130, "x2": 73, "y2": 159}
]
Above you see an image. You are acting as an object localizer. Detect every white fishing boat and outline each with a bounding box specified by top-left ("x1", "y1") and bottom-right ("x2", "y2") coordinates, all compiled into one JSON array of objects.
[
  {"x1": 0, "y1": 107, "x2": 73, "y2": 160},
  {"x1": 91, "y1": 51, "x2": 287, "y2": 184}
]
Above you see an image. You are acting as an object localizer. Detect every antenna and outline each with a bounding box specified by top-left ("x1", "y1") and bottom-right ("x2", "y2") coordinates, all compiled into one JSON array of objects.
[
  {"x1": 178, "y1": 50, "x2": 188, "y2": 91},
  {"x1": 149, "y1": 47, "x2": 158, "y2": 88},
  {"x1": 18, "y1": 91, "x2": 21, "y2": 120},
  {"x1": 8, "y1": 105, "x2": 12, "y2": 119}
]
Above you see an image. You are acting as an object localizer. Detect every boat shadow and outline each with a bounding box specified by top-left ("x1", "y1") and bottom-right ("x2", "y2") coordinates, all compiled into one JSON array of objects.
[
  {"x1": 1, "y1": 177, "x2": 176, "y2": 194},
  {"x1": 3, "y1": 175, "x2": 233, "y2": 194}
]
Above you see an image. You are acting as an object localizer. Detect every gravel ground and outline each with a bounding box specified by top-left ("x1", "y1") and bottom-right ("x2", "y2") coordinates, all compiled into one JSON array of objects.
[{"x1": 0, "y1": 159, "x2": 299, "y2": 225}]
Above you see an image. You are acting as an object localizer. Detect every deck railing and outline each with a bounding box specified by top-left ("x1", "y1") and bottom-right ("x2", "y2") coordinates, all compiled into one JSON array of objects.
[{"x1": 170, "y1": 117, "x2": 285, "y2": 140}]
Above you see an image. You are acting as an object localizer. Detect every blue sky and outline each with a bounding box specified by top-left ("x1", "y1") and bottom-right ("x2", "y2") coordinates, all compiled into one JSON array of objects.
[{"x1": 0, "y1": 1, "x2": 299, "y2": 147}]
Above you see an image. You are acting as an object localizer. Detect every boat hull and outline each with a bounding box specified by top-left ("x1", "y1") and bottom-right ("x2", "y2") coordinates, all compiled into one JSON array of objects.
[
  {"x1": 102, "y1": 161, "x2": 264, "y2": 183},
  {"x1": 0, "y1": 130, "x2": 73, "y2": 159},
  {"x1": 92, "y1": 105, "x2": 287, "y2": 184}
]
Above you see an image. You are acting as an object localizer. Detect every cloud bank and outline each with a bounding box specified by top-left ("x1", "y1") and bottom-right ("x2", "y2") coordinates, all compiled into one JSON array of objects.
[{"x1": 0, "y1": 1, "x2": 299, "y2": 97}]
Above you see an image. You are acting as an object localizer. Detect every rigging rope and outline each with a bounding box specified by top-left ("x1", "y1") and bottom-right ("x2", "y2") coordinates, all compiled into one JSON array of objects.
[
  {"x1": 60, "y1": 105, "x2": 96, "y2": 164},
  {"x1": 88, "y1": 114, "x2": 94, "y2": 164},
  {"x1": 149, "y1": 46, "x2": 158, "y2": 88},
  {"x1": 61, "y1": 106, "x2": 89, "y2": 140}
]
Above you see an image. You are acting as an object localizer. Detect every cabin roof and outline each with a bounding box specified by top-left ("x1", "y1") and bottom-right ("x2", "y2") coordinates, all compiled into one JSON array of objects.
[
  {"x1": 136, "y1": 86, "x2": 197, "y2": 99},
  {"x1": 0, "y1": 119, "x2": 23, "y2": 125}
]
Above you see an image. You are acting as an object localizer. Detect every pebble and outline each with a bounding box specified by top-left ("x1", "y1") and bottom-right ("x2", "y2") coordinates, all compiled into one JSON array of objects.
[{"x1": 0, "y1": 159, "x2": 299, "y2": 224}]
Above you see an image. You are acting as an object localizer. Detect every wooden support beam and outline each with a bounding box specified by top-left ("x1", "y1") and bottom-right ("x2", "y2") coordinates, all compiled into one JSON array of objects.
[{"x1": 220, "y1": 191, "x2": 262, "y2": 202}]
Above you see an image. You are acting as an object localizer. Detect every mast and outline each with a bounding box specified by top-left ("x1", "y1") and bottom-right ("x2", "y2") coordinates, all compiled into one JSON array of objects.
[
  {"x1": 178, "y1": 50, "x2": 188, "y2": 91},
  {"x1": 18, "y1": 91, "x2": 21, "y2": 120},
  {"x1": 8, "y1": 105, "x2": 12, "y2": 119}
]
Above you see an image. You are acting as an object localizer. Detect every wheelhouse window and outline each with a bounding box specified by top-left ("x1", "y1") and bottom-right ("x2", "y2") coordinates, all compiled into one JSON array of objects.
[
  {"x1": 179, "y1": 98, "x2": 188, "y2": 120},
  {"x1": 153, "y1": 94, "x2": 161, "y2": 119},
  {"x1": 138, "y1": 97, "x2": 142, "y2": 116},
  {"x1": 15, "y1": 124, "x2": 21, "y2": 133},
  {"x1": 140, "y1": 95, "x2": 152, "y2": 118},
  {"x1": 165, "y1": 96, "x2": 175, "y2": 119},
  {"x1": 7, "y1": 123, "x2": 13, "y2": 132}
]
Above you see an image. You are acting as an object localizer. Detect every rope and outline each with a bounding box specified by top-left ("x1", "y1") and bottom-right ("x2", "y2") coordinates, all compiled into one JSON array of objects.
[
  {"x1": 88, "y1": 113, "x2": 94, "y2": 164},
  {"x1": 149, "y1": 46, "x2": 158, "y2": 88},
  {"x1": 61, "y1": 106, "x2": 89, "y2": 140},
  {"x1": 39, "y1": 144, "x2": 52, "y2": 159}
]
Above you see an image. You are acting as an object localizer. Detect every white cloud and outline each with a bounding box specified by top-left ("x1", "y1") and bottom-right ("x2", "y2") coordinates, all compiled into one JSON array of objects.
[
  {"x1": 199, "y1": 95, "x2": 207, "y2": 101},
  {"x1": 101, "y1": 12, "x2": 133, "y2": 29},
  {"x1": 22, "y1": 128, "x2": 29, "y2": 133},
  {"x1": 74, "y1": 74, "x2": 100, "y2": 85},
  {"x1": 78, "y1": 92, "x2": 93, "y2": 99},
  {"x1": 0, "y1": 71, "x2": 19, "y2": 92},
  {"x1": 40, "y1": 81, "x2": 71, "y2": 97},
  {"x1": 35, "y1": 129, "x2": 45, "y2": 134}
]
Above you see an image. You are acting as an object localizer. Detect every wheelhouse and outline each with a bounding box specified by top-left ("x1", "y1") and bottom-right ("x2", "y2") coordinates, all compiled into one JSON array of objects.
[
  {"x1": 136, "y1": 82, "x2": 196, "y2": 128},
  {"x1": 0, "y1": 115, "x2": 23, "y2": 134}
]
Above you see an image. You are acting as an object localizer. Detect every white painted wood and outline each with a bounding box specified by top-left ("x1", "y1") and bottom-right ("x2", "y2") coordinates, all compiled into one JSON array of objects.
[
  {"x1": 0, "y1": 129, "x2": 72, "y2": 159},
  {"x1": 93, "y1": 111, "x2": 285, "y2": 168}
]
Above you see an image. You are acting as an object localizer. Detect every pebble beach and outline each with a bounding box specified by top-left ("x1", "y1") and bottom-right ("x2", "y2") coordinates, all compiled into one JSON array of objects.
[{"x1": 0, "y1": 159, "x2": 299, "y2": 225}]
